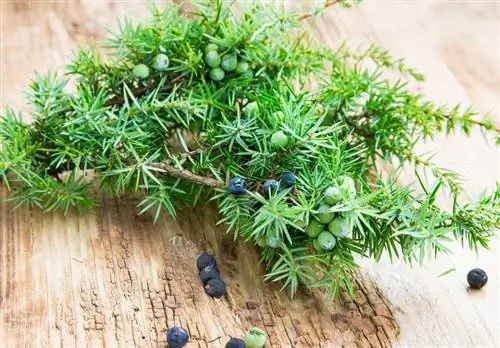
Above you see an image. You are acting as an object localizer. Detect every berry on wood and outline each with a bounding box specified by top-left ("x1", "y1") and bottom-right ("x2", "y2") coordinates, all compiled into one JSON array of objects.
[
  {"x1": 467, "y1": 268, "x2": 488, "y2": 289},
  {"x1": 166, "y1": 326, "x2": 189, "y2": 348},
  {"x1": 199, "y1": 265, "x2": 220, "y2": 285},
  {"x1": 197, "y1": 252, "x2": 217, "y2": 271},
  {"x1": 226, "y1": 337, "x2": 246, "y2": 348},
  {"x1": 205, "y1": 278, "x2": 226, "y2": 298},
  {"x1": 243, "y1": 327, "x2": 267, "y2": 348}
]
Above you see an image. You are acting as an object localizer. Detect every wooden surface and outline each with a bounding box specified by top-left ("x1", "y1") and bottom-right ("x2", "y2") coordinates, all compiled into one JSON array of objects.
[{"x1": 0, "y1": 1, "x2": 498, "y2": 347}]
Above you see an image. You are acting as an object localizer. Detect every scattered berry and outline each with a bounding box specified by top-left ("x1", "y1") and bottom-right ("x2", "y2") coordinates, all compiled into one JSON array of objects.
[
  {"x1": 197, "y1": 252, "x2": 217, "y2": 271},
  {"x1": 235, "y1": 61, "x2": 250, "y2": 74},
  {"x1": 324, "y1": 186, "x2": 342, "y2": 205},
  {"x1": 199, "y1": 265, "x2": 220, "y2": 285},
  {"x1": 226, "y1": 337, "x2": 246, "y2": 348},
  {"x1": 270, "y1": 131, "x2": 289, "y2": 149},
  {"x1": 280, "y1": 171, "x2": 296, "y2": 188},
  {"x1": 205, "y1": 50, "x2": 221, "y2": 68},
  {"x1": 266, "y1": 235, "x2": 283, "y2": 248},
  {"x1": 338, "y1": 175, "x2": 356, "y2": 198},
  {"x1": 205, "y1": 43, "x2": 219, "y2": 54},
  {"x1": 328, "y1": 218, "x2": 350, "y2": 238},
  {"x1": 260, "y1": 179, "x2": 280, "y2": 197},
  {"x1": 305, "y1": 219, "x2": 324, "y2": 238},
  {"x1": 205, "y1": 278, "x2": 226, "y2": 298},
  {"x1": 243, "y1": 101, "x2": 259, "y2": 117},
  {"x1": 228, "y1": 177, "x2": 247, "y2": 195},
  {"x1": 315, "y1": 204, "x2": 335, "y2": 224},
  {"x1": 132, "y1": 63, "x2": 150, "y2": 78},
  {"x1": 467, "y1": 268, "x2": 488, "y2": 289},
  {"x1": 166, "y1": 326, "x2": 189, "y2": 348},
  {"x1": 220, "y1": 54, "x2": 238, "y2": 72},
  {"x1": 317, "y1": 231, "x2": 337, "y2": 250},
  {"x1": 152, "y1": 53, "x2": 169, "y2": 71},
  {"x1": 209, "y1": 67, "x2": 225, "y2": 81},
  {"x1": 244, "y1": 327, "x2": 267, "y2": 348}
]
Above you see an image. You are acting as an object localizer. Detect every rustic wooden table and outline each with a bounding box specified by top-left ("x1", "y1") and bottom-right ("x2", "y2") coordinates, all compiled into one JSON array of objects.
[{"x1": 1, "y1": 1, "x2": 498, "y2": 347}]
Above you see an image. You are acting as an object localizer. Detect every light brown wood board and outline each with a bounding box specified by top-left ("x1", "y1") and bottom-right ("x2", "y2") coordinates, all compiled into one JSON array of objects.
[{"x1": 0, "y1": 1, "x2": 498, "y2": 347}]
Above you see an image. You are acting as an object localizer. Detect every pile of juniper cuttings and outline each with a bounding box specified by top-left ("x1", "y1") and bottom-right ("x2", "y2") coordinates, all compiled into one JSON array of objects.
[{"x1": 0, "y1": 0, "x2": 499, "y2": 299}]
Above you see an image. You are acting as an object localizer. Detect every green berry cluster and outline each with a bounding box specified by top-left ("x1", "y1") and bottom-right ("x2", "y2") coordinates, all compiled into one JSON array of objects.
[
  {"x1": 131, "y1": 53, "x2": 170, "y2": 79},
  {"x1": 204, "y1": 43, "x2": 251, "y2": 82},
  {"x1": 305, "y1": 175, "x2": 357, "y2": 251}
]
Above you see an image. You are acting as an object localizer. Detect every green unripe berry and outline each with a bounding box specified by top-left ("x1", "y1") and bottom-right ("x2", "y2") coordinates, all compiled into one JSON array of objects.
[
  {"x1": 315, "y1": 204, "x2": 335, "y2": 224},
  {"x1": 305, "y1": 219, "x2": 324, "y2": 238},
  {"x1": 270, "y1": 131, "x2": 288, "y2": 149},
  {"x1": 328, "y1": 218, "x2": 350, "y2": 238},
  {"x1": 152, "y1": 53, "x2": 169, "y2": 71},
  {"x1": 205, "y1": 43, "x2": 219, "y2": 54},
  {"x1": 312, "y1": 238, "x2": 323, "y2": 252},
  {"x1": 266, "y1": 235, "x2": 282, "y2": 249},
  {"x1": 209, "y1": 67, "x2": 225, "y2": 81},
  {"x1": 273, "y1": 111, "x2": 285, "y2": 121},
  {"x1": 317, "y1": 232, "x2": 337, "y2": 250},
  {"x1": 241, "y1": 69, "x2": 254, "y2": 80},
  {"x1": 256, "y1": 237, "x2": 267, "y2": 248},
  {"x1": 205, "y1": 51, "x2": 221, "y2": 68},
  {"x1": 220, "y1": 54, "x2": 238, "y2": 72},
  {"x1": 235, "y1": 61, "x2": 250, "y2": 74},
  {"x1": 324, "y1": 186, "x2": 342, "y2": 205},
  {"x1": 244, "y1": 327, "x2": 267, "y2": 348},
  {"x1": 243, "y1": 101, "x2": 259, "y2": 117},
  {"x1": 132, "y1": 64, "x2": 150, "y2": 78},
  {"x1": 339, "y1": 175, "x2": 356, "y2": 198},
  {"x1": 293, "y1": 218, "x2": 308, "y2": 229}
]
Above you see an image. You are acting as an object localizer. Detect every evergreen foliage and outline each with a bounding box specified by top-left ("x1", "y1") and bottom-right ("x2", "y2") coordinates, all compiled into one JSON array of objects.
[{"x1": 1, "y1": 0, "x2": 498, "y2": 299}]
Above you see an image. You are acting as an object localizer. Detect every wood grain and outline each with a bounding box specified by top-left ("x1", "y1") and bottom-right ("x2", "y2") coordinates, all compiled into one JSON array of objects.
[{"x1": 1, "y1": 1, "x2": 498, "y2": 347}]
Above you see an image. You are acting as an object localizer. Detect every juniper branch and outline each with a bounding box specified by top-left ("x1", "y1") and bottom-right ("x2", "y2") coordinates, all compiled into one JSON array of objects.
[
  {"x1": 0, "y1": 0, "x2": 498, "y2": 301},
  {"x1": 297, "y1": 0, "x2": 342, "y2": 21},
  {"x1": 149, "y1": 162, "x2": 224, "y2": 188}
]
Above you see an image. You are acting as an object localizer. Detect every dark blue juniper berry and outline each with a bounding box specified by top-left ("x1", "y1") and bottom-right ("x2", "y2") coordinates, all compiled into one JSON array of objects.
[
  {"x1": 228, "y1": 177, "x2": 247, "y2": 195},
  {"x1": 196, "y1": 252, "x2": 217, "y2": 271},
  {"x1": 467, "y1": 268, "x2": 488, "y2": 289},
  {"x1": 260, "y1": 179, "x2": 280, "y2": 198},
  {"x1": 279, "y1": 171, "x2": 296, "y2": 188},
  {"x1": 199, "y1": 265, "x2": 220, "y2": 285},
  {"x1": 226, "y1": 337, "x2": 246, "y2": 348},
  {"x1": 166, "y1": 326, "x2": 189, "y2": 348},
  {"x1": 205, "y1": 278, "x2": 226, "y2": 298}
]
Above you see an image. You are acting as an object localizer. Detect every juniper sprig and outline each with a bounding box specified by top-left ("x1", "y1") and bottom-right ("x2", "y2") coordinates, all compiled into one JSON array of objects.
[{"x1": 0, "y1": 0, "x2": 498, "y2": 299}]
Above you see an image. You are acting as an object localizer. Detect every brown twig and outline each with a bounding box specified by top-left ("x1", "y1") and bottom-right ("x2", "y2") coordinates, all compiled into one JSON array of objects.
[
  {"x1": 297, "y1": 0, "x2": 341, "y2": 21},
  {"x1": 104, "y1": 79, "x2": 158, "y2": 107},
  {"x1": 445, "y1": 114, "x2": 500, "y2": 133},
  {"x1": 104, "y1": 72, "x2": 189, "y2": 108},
  {"x1": 149, "y1": 162, "x2": 224, "y2": 188}
]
